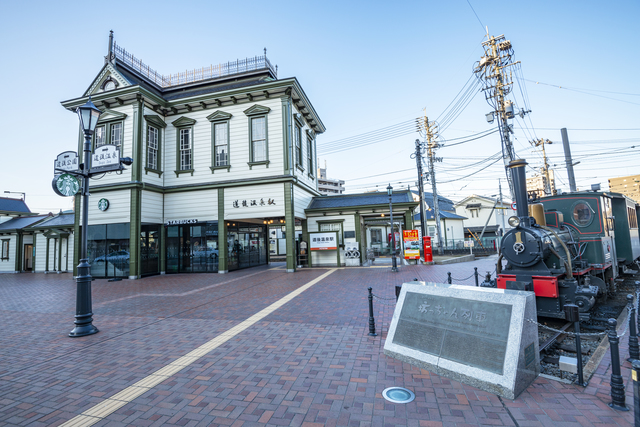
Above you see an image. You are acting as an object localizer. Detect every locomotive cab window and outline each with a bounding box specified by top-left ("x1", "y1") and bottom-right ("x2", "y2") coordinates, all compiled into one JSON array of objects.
[{"x1": 572, "y1": 201, "x2": 593, "y2": 227}]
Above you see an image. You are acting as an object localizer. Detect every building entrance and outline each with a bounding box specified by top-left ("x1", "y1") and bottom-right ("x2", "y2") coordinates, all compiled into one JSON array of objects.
[
  {"x1": 227, "y1": 223, "x2": 267, "y2": 271},
  {"x1": 166, "y1": 222, "x2": 219, "y2": 273}
]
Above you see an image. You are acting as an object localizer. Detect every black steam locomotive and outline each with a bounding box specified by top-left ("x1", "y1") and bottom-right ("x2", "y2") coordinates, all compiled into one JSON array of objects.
[{"x1": 489, "y1": 159, "x2": 640, "y2": 319}]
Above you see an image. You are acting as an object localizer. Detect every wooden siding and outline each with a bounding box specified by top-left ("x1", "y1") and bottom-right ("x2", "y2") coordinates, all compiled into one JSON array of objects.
[
  {"x1": 164, "y1": 190, "x2": 218, "y2": 222},
  {"x1": 0, "y1": 235, "x2": 16, "y2": 272},
  {"x1": 141, "y1": 190, "x2": 164, "y2": 224},
  {"x1": 89, "y1": 105, "x2": 133, "y2": 187},
  {"x1": 81, "y1": 190, "x2": 132, "y2": 225},
  {"x1": 224, "y1": 184, "x2": 285, "y2": 220},
  {"x1": 293, "y1": 185, "x2": 314, "y2": 219},
  {"x1": 34, "y1": 234, "x2": 47, "y2": 272},
  {"x1": 292, "y1": 105, "x2": 317, "y2": 190},
  {"x1": 163, "y1": 98, "x2": 284, "y2": 187}
]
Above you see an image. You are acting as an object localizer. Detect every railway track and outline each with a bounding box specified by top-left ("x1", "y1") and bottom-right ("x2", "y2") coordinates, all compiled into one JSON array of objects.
[{"x1": 539, "y1": 321, "x2": 572, "y2": 354}]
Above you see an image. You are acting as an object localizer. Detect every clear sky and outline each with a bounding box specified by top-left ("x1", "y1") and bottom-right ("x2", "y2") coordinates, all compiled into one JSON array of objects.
[{"x1": 1, "y1": 0, "x2": 638, "y2": 214}]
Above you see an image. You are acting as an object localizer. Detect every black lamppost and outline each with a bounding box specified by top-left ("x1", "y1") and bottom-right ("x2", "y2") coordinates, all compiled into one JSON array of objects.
[
  {"x1": 69, "y1": 98, "x2": 102, "y2": 337},
  {"x1": 387, "y1": 184, "x2": 398, "y2": 272}
]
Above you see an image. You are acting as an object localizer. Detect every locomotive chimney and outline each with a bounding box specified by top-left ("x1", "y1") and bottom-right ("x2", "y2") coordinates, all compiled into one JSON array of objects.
[{"x1": 508, "y1": 159, "x2": 529, "y2": 225}]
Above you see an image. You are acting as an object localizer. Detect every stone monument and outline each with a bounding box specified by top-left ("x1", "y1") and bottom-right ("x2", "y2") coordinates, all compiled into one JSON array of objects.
[{"x1": 384, "y1": 282, "x2": 539, "y2": 399}]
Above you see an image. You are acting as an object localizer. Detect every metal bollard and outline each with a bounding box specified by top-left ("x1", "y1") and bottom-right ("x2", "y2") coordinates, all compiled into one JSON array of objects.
[
  {"x1": 447, "y1": 272, "x2": 452, "y2": 284},
  {"x1": 608, "y1": 318, "x2": 629, "y2": 411},
  {"x1": 367, "y1": 287, "x2": 377, "y2": 336},
  {"x1": 632, "y1": 360, "x2": 640, "y2": 426},
  {"x1": 628, "y1": 294, "x2": 640, "y2": 362},
  {"x1": 565, "y1": 304, "x2": 586, "y2": 386},
  {"x1": 474, "y1": 267, "x2": 479, "y2": 287}
]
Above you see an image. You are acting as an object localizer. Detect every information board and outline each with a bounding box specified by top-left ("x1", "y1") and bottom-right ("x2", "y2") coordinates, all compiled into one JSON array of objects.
[
  {"x1": 403, "y1": 230, "x2": 420, "y2": 260},
  {"x1": 310, "y1": 232, "x2": 337, "y2": 250}
]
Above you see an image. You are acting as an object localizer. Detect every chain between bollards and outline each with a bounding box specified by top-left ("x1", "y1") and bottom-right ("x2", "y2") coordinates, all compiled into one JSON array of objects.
[
  {"x1": 608, "y1": 318, "x2": 629, "y2": 411},
  {"x1": 628, "y1": 294, "x2": 640, "y2": 363},
  {"x1": 367, "y1": 287, "x2": 377, "y2": 336}
]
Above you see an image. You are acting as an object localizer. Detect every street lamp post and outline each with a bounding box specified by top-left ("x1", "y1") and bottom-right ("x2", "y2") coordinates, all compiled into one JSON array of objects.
[
  {"x1": 69, "y1": 98, "x2": 102, "y2": 337},
  {"x1": 387, "y1": 184, "x2": 398, "y2": 272}
]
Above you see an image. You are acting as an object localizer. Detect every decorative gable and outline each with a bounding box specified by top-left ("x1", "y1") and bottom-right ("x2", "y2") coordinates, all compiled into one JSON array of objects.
[
  {"x1": 84, "y1": 62, "x2": 130, "y2": 96},
  {"x1": 243, "y1": 104, "x2": 271, "y2": 116},
  {"x1": 206, "y1": 111, "x2": 233, "y2": 122},
  {"x1": 145, "y1": 114, "x2": 167, "y2": 129},
  {"x1": 97, "y1": 109, "x2": 128, "y2": 123},
  {"x1": 171, "y1": 116, "x2": 196, "y2": 127}
]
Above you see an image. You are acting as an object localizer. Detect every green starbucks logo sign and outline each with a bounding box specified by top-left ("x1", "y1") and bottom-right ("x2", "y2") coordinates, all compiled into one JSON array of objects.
[
  {"x1": 55, "y1": 174, "x2": 80, "y2": 197},
  {"x1": 98, "y1": 198, "x2": 110, "y2": 211}
]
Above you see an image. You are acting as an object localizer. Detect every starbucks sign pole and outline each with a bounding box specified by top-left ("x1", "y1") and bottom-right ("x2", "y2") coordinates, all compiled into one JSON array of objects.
[{"x1": 54, "y1": 97, "x2": 132, "y2": 337}]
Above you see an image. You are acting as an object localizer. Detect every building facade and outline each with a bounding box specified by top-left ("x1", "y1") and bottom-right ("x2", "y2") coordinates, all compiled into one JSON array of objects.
[
  {"x1": 609, "y1": 174, "x2": 640, "y2": 203},
  {"x1": 61, "y1": 33, "x2": 325, "y2": 278},
  {"x1": 454, "y1": 195, "x2": 511, "y2": 249},
  {"x1": 317, "y1": 164, "x2": 345, "y2": 195}
]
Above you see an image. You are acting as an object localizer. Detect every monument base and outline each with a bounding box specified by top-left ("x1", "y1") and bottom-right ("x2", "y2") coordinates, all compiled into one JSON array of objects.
[{"x1": 384, "y1": 282, "x2": 539, "y2": 400}]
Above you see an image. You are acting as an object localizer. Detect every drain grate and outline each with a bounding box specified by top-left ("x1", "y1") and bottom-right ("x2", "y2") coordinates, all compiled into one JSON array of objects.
[{"x1": 382, "y1": 387, "x2": 415, "y2": 404}]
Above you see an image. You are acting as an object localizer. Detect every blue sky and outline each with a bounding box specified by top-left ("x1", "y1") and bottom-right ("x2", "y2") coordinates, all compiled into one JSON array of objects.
[{"x1": 1, "y1": 0, "x2": 638, "y2": 213}]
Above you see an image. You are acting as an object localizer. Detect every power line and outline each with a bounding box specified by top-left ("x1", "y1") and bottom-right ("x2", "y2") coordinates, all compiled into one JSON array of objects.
[{"x1": 465, "y1": 0, "x2": 486, "y2": 32}]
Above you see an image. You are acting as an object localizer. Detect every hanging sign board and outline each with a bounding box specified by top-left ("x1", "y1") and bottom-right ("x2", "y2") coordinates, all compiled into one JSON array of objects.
[
  {"x1": 54, "y1": 151, "x2": 79, "y2": 172},
  {"x1": 91, "y1": 144, "x2": 122, "y2": 172},
  {"x1": 403, "y1": 230, "x2": 421, "y2": 260},
  {"x1": 310, "y1": 232, "x2": 338, "y2": 251}
]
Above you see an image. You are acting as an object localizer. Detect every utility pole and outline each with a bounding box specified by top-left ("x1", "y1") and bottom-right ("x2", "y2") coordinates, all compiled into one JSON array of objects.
[
  {"x1": 530, "y1": 138, "x2": 553, "y2": 195},
  {"x1": 561, "y1": 128, "x2": 579, "y2": 192},
  {"x1": 424, "y1": 117, "x2": 444, "y2": 255},
  {"x1": 474, "y1": 32, "x2": 530, "y2": 200},
  {"x1": 412, "y1": 138, "x2": 427, "y2": 241},
  {"x1": 499, "y1": 179, "x2": 506, "y2": 240}
]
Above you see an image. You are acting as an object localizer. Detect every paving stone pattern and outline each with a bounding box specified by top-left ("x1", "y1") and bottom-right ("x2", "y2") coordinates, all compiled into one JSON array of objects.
[{"x1": 0, "y1": 257, "x2": 636, "y2": 426}]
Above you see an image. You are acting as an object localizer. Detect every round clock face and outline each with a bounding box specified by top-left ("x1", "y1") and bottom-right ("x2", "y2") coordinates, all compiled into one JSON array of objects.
[
  {"x1": 55, "y1": 174, "x2": 80, "y2": 197},
  {"x1": 98, "y1": 198, "x2": 110, "y2": 211}
]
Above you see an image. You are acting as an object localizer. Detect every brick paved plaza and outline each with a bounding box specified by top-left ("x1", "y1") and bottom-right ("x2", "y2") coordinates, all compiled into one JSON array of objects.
[{"x1": 0, "y1": 257, "x2": 636, "y2": 426}]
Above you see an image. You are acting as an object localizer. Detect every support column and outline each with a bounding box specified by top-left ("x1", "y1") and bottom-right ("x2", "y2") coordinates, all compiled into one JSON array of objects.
[
  {"x1": 217, "y1": 188, "x2": 228, "y2": 273},
  {"x1": 355, "y1": 213, "x2": 364, "y2": 265},
  {"x1": 301, "y1": 218, "x2": 309, "y2": 267},
  {"x1": 284, "y1": 182, "x2": 296, "y2": 272},
  {"x1": 14, "y1": 232, "x2": 23, "y2": 273},
  {"x1": 160, "y1": 225, "x2": 166, "y2": 274},
  {"x1": 45, "y1": 238, "x2": 50, "y2": 272},
  {"x1": 33, "y1": 233, "x2": 37, "y2": 273},
  {"x1": 129, "y1": 96, "x2": 144, "y2": 279},
  {"x1": 404, "y1": 210, "x2": 414, "y2": 231},
  {"x1": 58, "y1": 236, "x2": 63, "y2": 273},
  {"x1": 66, "y1": 237, "x2": 69, "y2": 271}
]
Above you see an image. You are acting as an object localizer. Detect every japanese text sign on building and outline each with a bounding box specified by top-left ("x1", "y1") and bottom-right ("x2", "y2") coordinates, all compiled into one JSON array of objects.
[
  {"x1": 232, "y1": 198, "x2": 276, "y2": 208},
  {"x1": 310, "y1": 232, "x2": 337, "y2": 251},
  {"x1": 91, "y1": 144, "x2": 121, "y2": 171}
]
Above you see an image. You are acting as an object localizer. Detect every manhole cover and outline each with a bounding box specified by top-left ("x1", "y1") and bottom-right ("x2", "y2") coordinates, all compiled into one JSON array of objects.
[{"x1": 382, "y1": 387, "x2": 415, "y2": 404}]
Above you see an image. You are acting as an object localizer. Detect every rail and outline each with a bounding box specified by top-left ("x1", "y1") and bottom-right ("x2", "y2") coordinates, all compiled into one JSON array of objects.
[{"x1": 112, "y1": 42, "x2": 277, "y2": 89}]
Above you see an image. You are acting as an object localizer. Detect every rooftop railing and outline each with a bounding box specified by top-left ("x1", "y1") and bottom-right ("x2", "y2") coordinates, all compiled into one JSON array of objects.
[{"x1": 112, "y1": 42, "x2": 277, "y2": 89}]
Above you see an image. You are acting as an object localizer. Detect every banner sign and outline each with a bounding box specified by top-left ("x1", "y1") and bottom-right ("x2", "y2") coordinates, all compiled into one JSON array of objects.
[
  {"x1": 403, "y1": 230, "x2": 421, "y2": 260},
  {"x1": 310, "y1": 232, "x2": 337, "y2": 251}
]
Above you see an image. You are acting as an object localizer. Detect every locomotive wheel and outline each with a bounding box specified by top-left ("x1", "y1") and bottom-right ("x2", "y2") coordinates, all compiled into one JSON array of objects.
[{"x1": 574, "y1": 295, "x2": 595, "y2": 312}]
